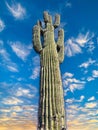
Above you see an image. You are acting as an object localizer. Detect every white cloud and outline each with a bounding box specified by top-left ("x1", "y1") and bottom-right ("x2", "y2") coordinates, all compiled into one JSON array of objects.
[
  {"x1": 8, "y1": 83, "x2": 37, "y2": 99},
  {"x1": 65, "y1": 1, "x2": 72, "y2": 8},
  {"x1": 86, "y1": 70, "x2": 98, "y2": 82},
  {"x1": 6, "y1": 1, "x2": 26, "y2": 20},
  {"x1": 62, "y1": 72, "x2": 73, "y2": 79},
  {"x1": 0, "y1": 109, "x2": 10, "y2": 113},
  {"x1": 66, "y1": 95, "x2": 85, "y2": 103},
  {"x1": 0, "y1": 82, "x2": 12, "y2": 88},
  {"x1": 65, "y1": 31, "x2": 95, "y2": 57},
  {"x1": 0, "y1": 19, "x2": 5, "y2": 32},
  {"x1": 80, "y1": 95, "x2": 85, "y2": 101},
  {"x1": 66, "y1": 98, "x2": 74, "y2": 103},
  {"x1": 0, "y1": 41, "x2": 10, "y2": 61},
  {"x1": 65, "y1": 38, "x2": 82, "y2": 57},
  {"x1": 87, "y1": 41, "x2": 95, "y2": 53},
  {"x1": 85, "y1": 102, "x2": 97, "y2": 108},
  {"x1": 9, "y1": 41, "x2": 31, "y2": 61},
  {"x1": 7, "y1": 64, "x2": 18, "y2": 72},
  {"x1": 11, "y1": 106, "x2": 23, "y2": 112},
  {"x1": 69, "y1": 83, "x2": 84, "y2": 92},
  {"x1": 63, "y1": 72, "x2": 85, "y2": 93},
  {"x1": 92, "y1": 70, "x2": 98, "y2": 78},
  {"x1": 30, "y1": 66, "x2": 40, "y2": 79},
  {"x1": 76, "y1": 31, "x2": 94, "y2": 47},
  {"x1": 15, "y1": 87, "x2": 34, "y2": 98},
  {"x1": 66, "y1": 97, "x2": 98, "y2": 130},
  {"x1": 3, "y1": 97, "x2": 23, "y2": 105},
  {"x1": 17, "y1": 88, "x2": 30, "y2": 97},
  {"x1": 87, "y1": 76, "x2": 94, "y2": 82},
  {"x1": 0, "y1": 48, "x2": 9, "y2": 60},
  {"x1": 0, "y1": 41, "x2": 19, "y2": 72},
  {"x1": 79, "y1": 58, "x2": 96, "y2": 69},
  {"x1": 32, "y1": 56, "x2": 40, "y2": 66},
  {"x1": 88, "y1": 96, "x2": 95, "y2": 101},
  {"x1": 79, "y1": 59, "x2": 98, "y2": 82},
  {"x1": 9, "y1": 105, "x2": 37, "y2": 113}
]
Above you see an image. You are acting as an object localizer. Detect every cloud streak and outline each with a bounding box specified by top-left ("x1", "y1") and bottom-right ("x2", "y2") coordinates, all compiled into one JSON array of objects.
[
  {"x1": 86, "y1": 69, "x2": 98, "y2": 82},
  {"x1": 65, "y1": 31, "x2": 95, "y2": 57},
  {"x1": 6, "y1": 1, "x2": 26, "y2": 20},
  {"x1": 63, "y1": 72, "x2": 85, "y2": 93},
  {"x1": 66, "y1": 95, "x2": 85, "y2": 103},
  {"x1": 65, "y1": 38, "x2": 82, "y2": 57},
  {"x1": 66, "y1": 97, "x2": 98, "y2": 130},
  {"x1": 2, "y1": 97, "x2": 23, "y2": 105},
  {"x1": 79, "y1": 58, "x2": 96, "y2": 69},
  {"x1": 30, "y1": 66, "x2": 40, "y2": 80},
  {"x1": 76, "y1": 31, "x2": 94, "y2": 47},
  {"x1": 0, "y1": 19, "x2": 5, "y2": 32},
  {"x1": 9, "y1": 41, "x2": 31, "y2": 61},
  {"x1": 92, "y1": 70, "x2": 98, "y2": 78},
  {"x1": 0, "y1": 40, "x2": 19, "y2": 72}
]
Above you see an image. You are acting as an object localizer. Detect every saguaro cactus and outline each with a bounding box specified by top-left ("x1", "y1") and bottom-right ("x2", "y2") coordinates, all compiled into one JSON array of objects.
[{"x1": 32, "y1": 11, "x2": 66, "y2": 130}]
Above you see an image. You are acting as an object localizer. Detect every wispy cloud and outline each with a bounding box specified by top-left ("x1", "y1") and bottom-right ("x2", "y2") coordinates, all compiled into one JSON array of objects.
[
  {"x1": 88, "y1": 96, "x2": 95, "y2": 101},
  {"x1": 0, "y1": 41, "x2": 9, "y2": 60},
  {"x1": 0, "y1": 124, "x2": 37, "y2": 130},
  {"x1": 0, "y1": 19, "x2": 5, "y2": 32},
  {"x1": 66, "y1": 95, "x2": 85, "y2": 103},
  {"x1": 87, "y1": 76, "x2": 94, "y2": 82},
  {"x1": 79, "y1": 58, "x2": 96, "y2": 69},
  {"x1": 65, "y1": 38, "x2": 82, "y2": 57},
  {"x1": 65, "y1": 1, "x2": 72, "y2": 8},
  {"x1": 65, "y1": 31, "x2": 95, "y2": 57},
  {"x1": 32, "y1": 56, "x2": 40, "y2": 66},
  {"x1": 92, "y1": 70, "x2": 98, "y2": 78},
  {"x1": 2, "y1": 97, "x2": 23, "y2": 105},
  {"x1": 5, "y1": 83, "x2": 38, "y2": 99},
  {"x1": 30, "y1": 66, "x2": 40, "y2": 80},
  {"x1": 0, "y1": 82, "x2": 12, "y2": 88},
  {"x1": 63, "y1": 72, "x2": 85, "y2": 93},
  {"x1": 63, "y1": 72, "x2": 73, "y2": 78},
  {"x1": 9, "y1": 41, "x2": 31, "y2": 61},
  {"x1": 86, "y1": 70, "x2": 98, "y2": 82},
  {"x1": 0, "y1": 40, "x2": 19, "y2": 72},
  {"x1": 7, "y1": 64, "x2": 19, "y2": 72},
  {"x1": 16, "y1": 88, "x2": 30, "y2": 96},
  {"x1": 87, "y1": 41, "x2": 95, "y2": 53},
  {"x1": 76, "y1": 31, "x2": 94, "y2": 47},
  {"x1": 15, "y1": 87, "x2": 35, "y2": 98},
  {"x1": 78, "y1": 58, "x2": 98, "y2": 82},
  {"x1": 6, "y1": 1, "x2": 26, "y2": 20},
  {"x1": 85, "y1": 102, "x2": 97, "y2": 108},
  {"x1": 66, "y1": 98, "x2": 98, "y2": 130}
]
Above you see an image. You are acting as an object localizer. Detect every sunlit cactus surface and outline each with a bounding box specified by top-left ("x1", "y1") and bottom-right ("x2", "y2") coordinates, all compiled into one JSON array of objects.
[{"x1": 32, "y1": 11, "x2": 66, "y2": 130}]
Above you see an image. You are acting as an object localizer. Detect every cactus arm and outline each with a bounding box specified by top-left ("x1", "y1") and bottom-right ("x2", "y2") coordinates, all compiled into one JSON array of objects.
[
  {"x1": 33, "y1": 25, "x2": 42, "y2": 53},
  {"x1": 54, "y1": 14, "x2": 60, "y2": 28},
  {"x1": 57, "y1": 29, "x2": 64, "y2": 63},
  {"x1": 37, "y1": 20, "x2": 42, "y2": 27},
  {"x1": 43, "y1": 11, "x2": 49, "y2": 24}
]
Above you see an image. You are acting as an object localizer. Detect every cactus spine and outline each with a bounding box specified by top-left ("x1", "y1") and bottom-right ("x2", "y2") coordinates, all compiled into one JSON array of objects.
[{"x1": 32, "y1": 11, "x2": 66, "y2": 130}]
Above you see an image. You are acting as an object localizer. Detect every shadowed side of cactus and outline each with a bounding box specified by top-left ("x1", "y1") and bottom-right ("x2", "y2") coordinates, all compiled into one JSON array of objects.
[{"x1": 32, "y1": 11, "x2": 66, "y2": 130}]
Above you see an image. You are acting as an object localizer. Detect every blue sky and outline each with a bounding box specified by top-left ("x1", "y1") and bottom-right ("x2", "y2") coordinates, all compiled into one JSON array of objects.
[{"x1": 0, "y1": 0, "x2": 98, "y2": 130}]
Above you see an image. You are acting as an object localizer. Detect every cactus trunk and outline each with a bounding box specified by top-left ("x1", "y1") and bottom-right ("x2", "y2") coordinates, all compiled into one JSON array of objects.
[{"x1": 32, "y1": 11, "x2": 66, "y2": 130}]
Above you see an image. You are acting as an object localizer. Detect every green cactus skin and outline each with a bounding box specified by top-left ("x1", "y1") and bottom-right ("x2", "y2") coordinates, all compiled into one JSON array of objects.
[{"x1": 32, "y1": 11, "x2": 66, "y2": 130}]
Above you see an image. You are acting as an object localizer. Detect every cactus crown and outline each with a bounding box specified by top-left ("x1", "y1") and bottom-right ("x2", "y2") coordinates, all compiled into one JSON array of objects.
[
  {"x1": 33, "y1": 11, "x2": 64, "y2": 63},
  {"x1": 43, "y1": 11, "x2": 60, "y2": 27}
]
